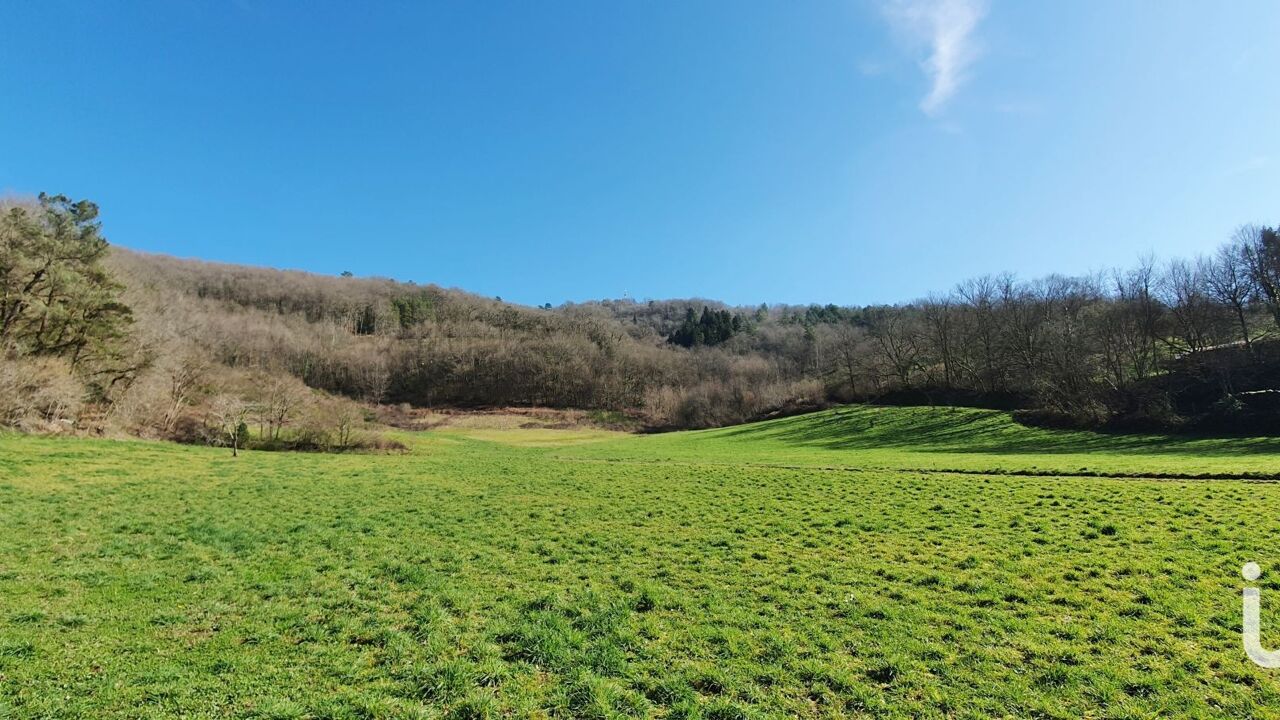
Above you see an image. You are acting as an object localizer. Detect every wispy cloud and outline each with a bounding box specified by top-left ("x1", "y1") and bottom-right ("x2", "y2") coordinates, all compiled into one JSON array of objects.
[{"x1": 883, "y1": 0, "x2": 988, "y2": 115}]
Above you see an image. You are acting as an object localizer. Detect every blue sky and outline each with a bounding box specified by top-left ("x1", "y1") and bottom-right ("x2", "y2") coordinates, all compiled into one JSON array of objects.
[{"x1": 2, "y1": 1, "x2": 1277, "y2": 307}]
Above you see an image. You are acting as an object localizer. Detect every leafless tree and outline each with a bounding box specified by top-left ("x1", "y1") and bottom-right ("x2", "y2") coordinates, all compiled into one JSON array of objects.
[
  {"x1": 865, "y1": 307, "x2": 920, "y2": 390},
  {"x1": 1159, "y1": 258, "x2": 1224, "y2": 354},
  {"x1": 954, "y1": 275, "x2": 1005, "y2": 393},
  {"x1": 256, "y1": 376, "x2": 307, "y2": 440},
  {"x1": 918, "y1": 295, "x2": 956, "y2": 388},
  {"x1": 825, "y1": 322, "x2": 870, "y2": 394},
  {"x1": 328, "y1": 400, "x2": 363, "y2": 449},
  {"x1": 1204, "y1": 232, "x2": 1258, "y2": 349},
  {"x1": 208, "y1": 394, "x2": 252, "y2": 457},
  {"x1": 161, "y1": 353, "x2": 207, "y2": 433},
  {"x1": 1239, "y1": 224, "x2": 1280, "y2": 329}
]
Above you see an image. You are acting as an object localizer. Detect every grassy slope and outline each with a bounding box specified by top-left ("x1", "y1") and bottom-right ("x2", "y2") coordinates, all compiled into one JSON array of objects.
[
  {"x1": 560, "y1": 405, "x2": 1280, "y2": 477},
  {"x1": 1, "y1": 409, "x2": 1279, "y2": 718}
]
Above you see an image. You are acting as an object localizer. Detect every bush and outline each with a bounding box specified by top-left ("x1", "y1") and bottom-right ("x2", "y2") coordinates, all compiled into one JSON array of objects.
[
  {"x1": 0, "y1": 356, "x2": 83, "y2": 430},
  {"x1": 644, "y1": 377, "x2": 824, "y2": 429}
]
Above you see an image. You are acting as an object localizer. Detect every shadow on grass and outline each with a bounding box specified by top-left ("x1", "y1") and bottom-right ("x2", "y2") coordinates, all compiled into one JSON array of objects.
[{"x1": 713, "y1": 405, "x2": 1280, "y2": 457}]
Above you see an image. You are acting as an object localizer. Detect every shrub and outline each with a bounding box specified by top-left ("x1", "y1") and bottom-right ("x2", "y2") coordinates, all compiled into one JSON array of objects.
[{"x1": 0, "y1": 355, "x2": 83, "y2": 430}]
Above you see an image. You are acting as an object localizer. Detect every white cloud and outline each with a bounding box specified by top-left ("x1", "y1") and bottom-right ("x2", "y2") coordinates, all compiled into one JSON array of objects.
[{"x1": 883, "y1": 0, "x2": 988, "y2": 115}]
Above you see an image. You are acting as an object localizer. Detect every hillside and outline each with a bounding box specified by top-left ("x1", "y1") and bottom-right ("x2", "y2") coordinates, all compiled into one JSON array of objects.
[
  {"x1": 561, "y1": 404, "x2": 1280, "y2": 478},
  {"x1": 104, "y1": 247, "x2": 822, "y2": 431},
  {"x1": 5, "y1": 195, "x2": 1280, "y2": 446},
  {"x1": 102, "y1": 241, "x2": 1280, "y2": 440}
]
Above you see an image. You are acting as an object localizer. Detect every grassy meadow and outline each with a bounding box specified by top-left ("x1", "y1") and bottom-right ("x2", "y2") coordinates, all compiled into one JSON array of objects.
[{"x1": 3, "y1": 406, "x2": 1280, "y2": 718}]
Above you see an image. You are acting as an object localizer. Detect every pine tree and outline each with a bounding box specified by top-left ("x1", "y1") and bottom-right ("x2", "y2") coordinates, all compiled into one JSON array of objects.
[
  {"x1": 0, "y1": 194, "x2": 136, "y2": 386},
  {"x1": 667, "y1": 306, "x2": 743, "y2": 348}
]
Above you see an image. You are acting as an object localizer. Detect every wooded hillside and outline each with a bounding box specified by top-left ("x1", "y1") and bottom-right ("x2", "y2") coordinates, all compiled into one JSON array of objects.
[{"x1": 4, "y1": 193, "x2": 1280, "y2": 442}]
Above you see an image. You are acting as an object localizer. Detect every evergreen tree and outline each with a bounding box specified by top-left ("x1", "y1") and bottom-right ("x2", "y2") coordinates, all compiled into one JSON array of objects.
[
  {"x1": 667, "y1": 306, "x2": 743, "y2": 348},
  {"x1": 0, "y1": 194, "x2": 135, "y2": 384},
  {"x1": 668, "y1": 307, "x2": 699, "y2": 347}
]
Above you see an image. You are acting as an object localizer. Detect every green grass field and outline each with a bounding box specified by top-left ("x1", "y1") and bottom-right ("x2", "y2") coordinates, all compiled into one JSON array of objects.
[{"x1": 3, "y1": 406, "x2": 1280, "y2": 718}]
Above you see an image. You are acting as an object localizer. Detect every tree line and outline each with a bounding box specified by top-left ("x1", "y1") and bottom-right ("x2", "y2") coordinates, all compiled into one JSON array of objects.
[
  {"x1": 3, "y1": 192, "x2": 1279, "y2": 438},
  {"x1": 808, "y1": 225, "x2": 1280, "y2": 429}
]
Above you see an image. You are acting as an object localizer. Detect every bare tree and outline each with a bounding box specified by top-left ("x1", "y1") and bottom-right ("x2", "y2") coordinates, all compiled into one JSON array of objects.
[
  {"x1": 208, "y1": 394, "x2": 251, "y2": 457},
  {"x1": 918, "y1": 295, "x2": 956, "y2": 388},
  {"x1": 161, "y1": 353, "x2": 207, "y2": 433},
  {"x1": 1035, "y1": 284, "x2": 1106, "y2": 421},
  {"x1": 998, "y1": 276, "x2": 1049, "y2": 387},
  {"x1": 1159, "y1": 258, "x2": 1224, "y2": 354},
  {"x1": 1204, "y1": 232, "x2": 1258, "y2": 349},
  {"x1": 865, "y1": 307, "x2": 920, "y2": 390},
  {"x1": 328, "y1": 400, "x2": 363, "y2": 449},
  {"x1": 825, "y1": 322, "x2": 870, "y2": 394},
  {"x1": 1240, "y1": 224, "x2": 1280, "y2": 329},
  {"x1": 1103, "y1": 259, "x2": 1162, "y2": 385},
  {"x1": 257, "y1": 376, "x2": 306, "y2": 440},
  {"x1": 954, "y1": 275, "x2": 1005, "y2": 393}
]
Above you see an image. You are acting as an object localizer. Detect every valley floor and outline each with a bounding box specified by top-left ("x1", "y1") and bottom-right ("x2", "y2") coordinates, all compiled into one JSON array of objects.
[{"x1": 2, "y1": 406, "x2": 1279, "y2": 718}]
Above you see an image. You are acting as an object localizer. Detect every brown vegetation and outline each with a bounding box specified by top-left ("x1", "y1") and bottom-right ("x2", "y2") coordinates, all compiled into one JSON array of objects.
[{"x1": 5, "y1": 192, "x2": 1280, "y2": 441}]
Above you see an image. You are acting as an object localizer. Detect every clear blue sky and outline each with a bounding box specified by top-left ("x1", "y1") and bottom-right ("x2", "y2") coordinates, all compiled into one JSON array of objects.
[{"x1": 2, "y1": 1, "x2": 1277, "y2": 307}]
